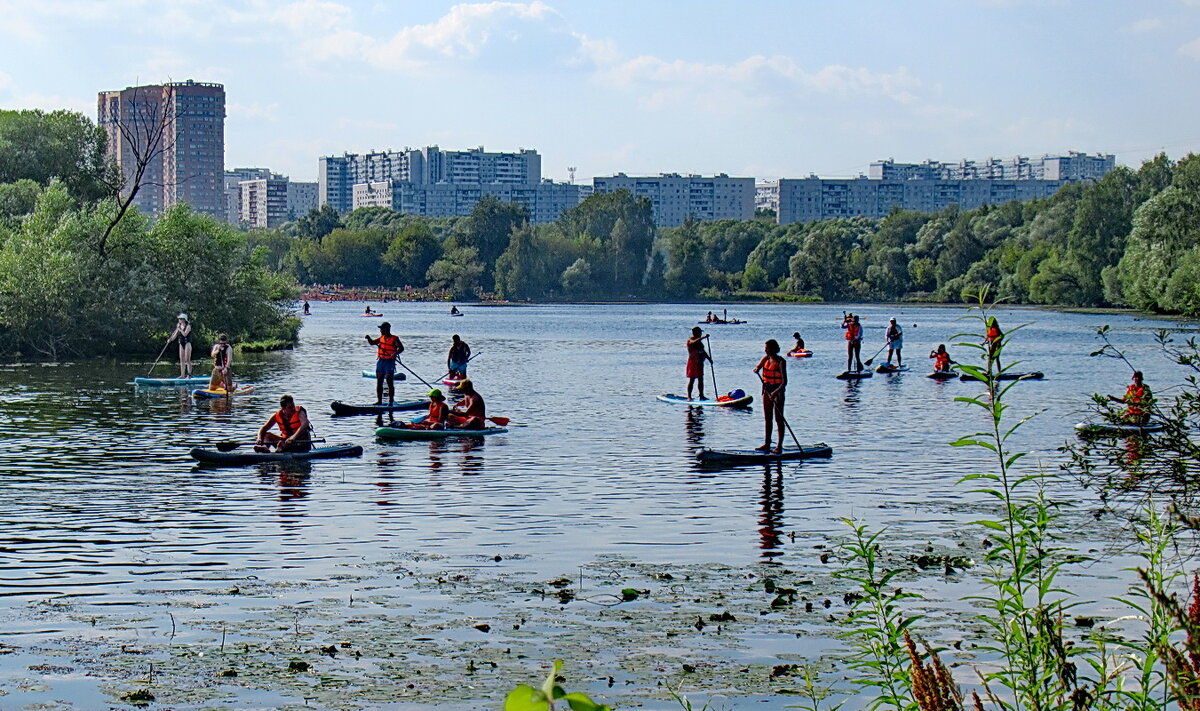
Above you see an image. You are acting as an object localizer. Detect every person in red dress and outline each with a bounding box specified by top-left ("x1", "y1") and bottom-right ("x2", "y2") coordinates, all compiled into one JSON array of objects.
[{"x1": 686, "y1": 326, "x2": 711, "y2": 401}]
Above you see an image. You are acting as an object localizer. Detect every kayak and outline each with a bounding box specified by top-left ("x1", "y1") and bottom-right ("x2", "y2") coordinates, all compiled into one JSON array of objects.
[
  {"x1": 875, "y1": 364, "x2": 910, "y2": 373},
  {"x1": 192, "y1": 385, "x2": 255, "y2": 399},
  {"x1": 697, "y1": 443, "x2": 833, "y2": 465},
  {"x1": 1075, "y1": 421, "x2": 1165, "y2": 438},
  {"x1": 134, "y1": 375, "x2": 211, "y2": 386},
  {"x1": 836, "y1": 370, "x2": 873, "y2": 380},
  {"x1": 361, "y1": 313, "x2": 383, "y2": 318},
  {"x1": 658, "y1": 393, "x2": 754, "y2": 408},
  {"x1": 787, "y1": 349, "x2": 813, "y2": 358},
  {"x1": 362, "y1": 370, "x2": 406, "y2": 380},
  {"x1": 959, "y1": 371, "x2": 1044, "y2": 382},
  {"x1": 190, "y1": 444, "x2": 364, "y2": 467},
  {"x1": 927, "y1": 371, "x2": 957, "y2": 380},
  {"x1": 375, "y1": 425, "x2": 507, "y2": 441},
  {"x1": 697, "y1": 320, "x2": 747, "y2": 325},
  {"x1": 331, "y1": 400, "x2": 426, "y2": 416}
]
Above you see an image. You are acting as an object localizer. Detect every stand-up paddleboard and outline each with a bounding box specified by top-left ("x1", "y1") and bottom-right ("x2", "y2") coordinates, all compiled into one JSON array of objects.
[
  {"x1": 697, "y1": 443, "x2": 833, "y2": 465},
  {"x1": 959, "y1": 371, "x2": 1044, "y2": 382},
  {"x1": 927, "y1": 370, "x2": 957, "y2": 380},
  {"x1": 375, "y1": 425, "x2": 507, "y2": 441},
  {"x1": 134, "y1": 375, "x2": 211, "y2": 386},
  {"x1": 836, "y1": 370, "x2": 873, "y2": 380},
  {"x1": 657, "y1": 393, "x2": 753, "y2": 408},
  {"x1": 331, "y1": 400, "x2": 426, "y2": 416},
  {"x1": 875, "y1": 364, "x2": 910, "y2": 374},
  {"x1": 192, "y1": 385, "x2": 255, "y2": 399},
  {"x1": 1075, "y1": 421, "x2": 1165, "y2": 438},
  {"x1": 191, "y1": 444, "x2": 363, "y2": 466},
  {"x1": 362, "y1": 370, "x2": 406, "y2": 380}
]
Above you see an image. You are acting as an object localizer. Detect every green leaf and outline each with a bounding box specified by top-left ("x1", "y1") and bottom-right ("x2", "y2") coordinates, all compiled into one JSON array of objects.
[
  {"x1": 505, "y1": 685, "x2": 550, "y2": 711},
  {"x1": 563, "y1": 692, "x2": 612, "y2": 711},
  {"x1": 542, "y1": 660, "x2": 564, "y2": 701}
]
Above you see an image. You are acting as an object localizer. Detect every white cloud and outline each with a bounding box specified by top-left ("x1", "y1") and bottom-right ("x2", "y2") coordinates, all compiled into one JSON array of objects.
[
  {"x1": 1180, "y1": 36, "x2": 1200, "y2": 59},
  {"x1": 229, "y1": 102, "x2": 280, "y2": 120},
  {"x1": 1125, "y1": 17, "x2": 1164, "y2": 33}
]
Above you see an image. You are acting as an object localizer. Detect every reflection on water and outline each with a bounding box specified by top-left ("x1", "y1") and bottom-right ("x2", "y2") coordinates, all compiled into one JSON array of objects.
[
  {"x1": 685, "y1": 405, "x2": 705, "y2": 447},
  {"x1": 758, "y1": 463, "x2": 785, "y2": 562}
]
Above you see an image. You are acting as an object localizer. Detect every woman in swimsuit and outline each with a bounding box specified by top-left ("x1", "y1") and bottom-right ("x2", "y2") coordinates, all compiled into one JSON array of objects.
[{"x1": 167, "y1": 313, "x2": 193, "y2": 378}]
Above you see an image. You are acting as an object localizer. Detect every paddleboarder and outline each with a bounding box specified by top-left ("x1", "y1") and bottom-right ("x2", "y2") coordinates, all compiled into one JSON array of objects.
[
  {"x1": 208, "y1": 334, "x2": 234, "y2": 393},
  {"x1": 447, "y1": 335, "x2": 471, "y2": 380},
  {"x1": 985, "y1": 317, "x2": 1003, "y2": 367},
  {"x1": 450, "y1": 305, "x2": 461, "y2": 315},
  {"x1": 411, "y1": 389, "x2": 450, "y2": 430},
  {"x1": 450, "y1": 379, "x2": 486, "y2": 430},
  {"x1": 303, "y1": 300, "x2": 310, "y2": 315},
  {"x1": 255, "y1": 395, "x2": 313, "y2": 453},
  {"x1": 885, "y1": 318, "x2": 904, "y2": 367},
  {"x1": 167, "y1": 313, "x2": 193, "y2": 378},
  {"x1": 929, "y1": 344, "x2": 955, "y2": 373},
  {"x1": 1109, "y1": 371, "x2": 1153, "y2": 425},
  {"x1": 366, "y1": 321, "x2": 404, "y2": 406},
  {"x1": 753, "y1": 339, "x2": 788, "y2": 454},
  {"x1": 686, "y1": 326, "x2": 712, "y2": 401},
  {"x1": 788, "y1": 332, "x2": 806, "y2": 355},
  {"x1": 842, "y1": 313, "x2": 863, "y2": 372}
]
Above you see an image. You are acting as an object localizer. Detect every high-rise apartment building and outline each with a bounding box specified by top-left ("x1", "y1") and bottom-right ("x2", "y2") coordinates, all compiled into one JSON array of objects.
[
  {"x1": 98, "y1": 80, "x2": 226, "y2": 219},
  {"x1": 777, "y1": 152, "x2": 1115, "y2": 225},
  {"x1": 225, "y1": 167, "x2": 272, "y2": 224},
  {"x1": 591, "y1": 173, "x2": 755, "y2": 227},
  {"x1": 319, "y1": 145, "x2": 541, "y2": 212},
  {"x1": 351, "y1": 179, "x2": 583, "y2": 223},
  {"x1": 240, "y1": 174, "x2": 319, "y2": 229}
]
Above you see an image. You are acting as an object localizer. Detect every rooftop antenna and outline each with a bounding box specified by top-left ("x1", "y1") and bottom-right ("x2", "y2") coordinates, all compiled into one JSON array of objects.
[{"x1": 567, "y1": 166, "x2": 576, "y2": 184}]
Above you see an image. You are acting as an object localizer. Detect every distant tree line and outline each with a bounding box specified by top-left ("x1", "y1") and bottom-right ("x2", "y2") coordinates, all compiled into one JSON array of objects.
[
  {"x1": 0, "y1": 108, "x2": 298, "y2": 358},
  {"x1": 258, "y1": 152, "x2": 1200, "y2": 315}
]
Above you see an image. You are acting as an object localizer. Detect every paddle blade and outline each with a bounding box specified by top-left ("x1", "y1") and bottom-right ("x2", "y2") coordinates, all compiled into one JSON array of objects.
[
  {"x1": 488, "y1": 416, "x2": 511, "y2": 426},
  {"x1": 215, "y1": 440, "x2": 244, "y2": 452}
]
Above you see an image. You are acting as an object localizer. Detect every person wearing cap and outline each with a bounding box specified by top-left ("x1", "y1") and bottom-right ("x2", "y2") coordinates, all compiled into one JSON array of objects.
[
  {"x1": 885, "y1": 317, "x2": 904, "y2": 367},
  {"x1": 365, "y1": 321, "x2": 404, "y2": 406},
  {"x1": 449, "y1": 379, "x2": 486, "y2": 430},
  {"x1": 255, "y1": 395, "x2": 313, "y2": 453},
  {"x1": 208, "y1": 334, "x2": 235, "y2": 393},
  {"x1": 411, "y1": 388, "x2": 450, "y2": 430},
  {"x1": 167, "y1": 313, "x2": 193, "y2": 378},
  {"x1": 447, "y1": 334, "x2": 471, "y2": 380},
  {"x1": 788, "y1": 331, "x2": 806, "y2": 356}
]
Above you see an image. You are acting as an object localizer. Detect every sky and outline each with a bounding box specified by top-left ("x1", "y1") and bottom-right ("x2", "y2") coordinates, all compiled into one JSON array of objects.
[{"x1": 2, "y1": 0, "x2": 1199, "y2": 183}]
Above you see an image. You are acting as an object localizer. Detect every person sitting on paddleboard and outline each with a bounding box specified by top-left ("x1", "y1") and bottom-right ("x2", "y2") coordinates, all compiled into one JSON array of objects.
[
  {"x1": 168, "y1": 313, "x2": 192, "y2": 378},
  {"x1": 366, "y1": 322, "x2": 404, "y2": 406},
  {"x1": 705, "y1": 311, "x2": 714, "y2": 323},
  {"x1": 364, "y1": 305, "x2": 374, "y2": 315},
  {"x1": 753, "y1": 339, "x2": 788, "y2": 454},
  {"x1": 447, "y1": 334, "x2": 471, "y2": 380},
  {"x1": 843, "y1": 314, "x2": 863, "y2": 372},
  {"x1": 885, "y1": 318, "x2": 904, "y2": 367},
  {"x1": 930, "y1": 344, "x2": 955, "y2": 373},
  {"x1": 450, "y1": 305, "x2": 460, "y2": 315},
  {"x1": 1109, "y1": 370, "x2": 1153, "y2": 425},
  {"x1": 209, "y1": 334, "x2": 234, "y2": 393},
  {"x1": 984, "y1": 317, "x2": 1003, "y2": 368},
  {"x1": 789, "y1": 332, "x2": 806, "y2": 355},
  {"x1": 450, "y1": 379, "x2": 486, "y2": 430},
  {"x1": 686, "y1": 326, "x2": 712, "y2": 401},
  {"x1": 411, "y1": 389, "x2": 450, "y2": 430},
  {"x1": 255, "y1": 395, "x2": 313, "y2": 453}
]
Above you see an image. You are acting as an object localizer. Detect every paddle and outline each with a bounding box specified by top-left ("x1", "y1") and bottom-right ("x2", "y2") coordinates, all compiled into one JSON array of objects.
[
  {"x1": 147, "y1": 339, "x2": 172, "y2": 376},
  {"x1": 756, "y1": 372, "x2": 803, "y2": 451},
  {"x1": 703, "y1": 335, "x2": 719, "y2": 397},
  {"x1": 397, "y1": 360, "x2": 435, "y2": 390},
  {"x1": 216, "y1": 438, "x2": 326, "y2": 452},
  {"x1": 862, "y1": 342, "x2": 890, "y2": 369}
]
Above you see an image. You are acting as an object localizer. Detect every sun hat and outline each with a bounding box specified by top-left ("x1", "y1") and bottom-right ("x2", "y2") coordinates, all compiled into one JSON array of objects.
[{"x1": 177, "y1": 313, "x2": 188, "y2": 320}]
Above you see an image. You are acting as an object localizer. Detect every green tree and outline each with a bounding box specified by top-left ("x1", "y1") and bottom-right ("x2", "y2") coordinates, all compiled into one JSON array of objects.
[
  {"x1": 456, "y1": 196, "x2": 529, "y2": 290},
  {"x1": 296, "y1": 204, "x2": 342, "y2": 240},
  {"x1": 383, "y1": 222, "x2": 442, "y2": 286},
  {"x1": 426, "y1": 246, "x2": 485, "y2": 299},
  {"x1": 560, "y1": 257, "x2": 593, "y2": 299},
  {"x1": 494, "y1": 224, "x2": 550, "y2": 300},
  {"x1": 663, "y1": 219, "x2": 706, "y2": 298},
  {"x1": 559, "y1": 190, "x2": 655, "y2": 293},
  {"x1": 0, "y1": 109, "x2": 111, "y2": 203}
]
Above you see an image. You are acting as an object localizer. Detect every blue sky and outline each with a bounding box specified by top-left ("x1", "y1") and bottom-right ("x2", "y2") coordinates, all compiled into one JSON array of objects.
[{"x1": 2, "y1": 0, "x2": 1198, "y2": 182}]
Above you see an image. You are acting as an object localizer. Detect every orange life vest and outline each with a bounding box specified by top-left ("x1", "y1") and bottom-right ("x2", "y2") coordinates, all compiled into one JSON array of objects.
[
  {"x1": 1126, "y1": 384, "x2": 1148, "y2": 416},
  {"x1": 427, "y1": 400, "x2": 448, "y2": 423},
  {"x1": 272, "y1": 406, "x2": 308, "y2": 438},
  {"x1": 762, "y1": 356, "x2": 784, "y2": 385},
  {"x1": 845, "y1": 323, "x2": 862, "y2": 341},
  {"x1": 986, "y1": 326, "x2": 1001, "y2": 343},
  {"x1": 376, "y1": 334, "x2": 400, "y2": 360},
  {"x1": 935, "y1": 352, "x2": 951, "y2": 371}
]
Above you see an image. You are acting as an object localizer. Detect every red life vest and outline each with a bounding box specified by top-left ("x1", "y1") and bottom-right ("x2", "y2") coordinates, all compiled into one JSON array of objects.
[
  {"x1": 935, "y1": 352, "x2": 951, "y2": 371},
  {"x1": 986, "y1": 326, "x2": 1001, "y2": 343},
  {"x1": 1126, "y1": 384, "x2": 1148, "y2": 416},
  {"x1": 272, "y1": 406, "x2": 308, "y2": 437},
  {"x1": 845, "y1": 323, "x2": 862, "y2": 341},
  {"x1": 761, "y1": 356, "x2": 784, "y2": 385},
  {"x1": 376, "y1": 334, "x2": 400, "y2": 360},
  {"x1": 427, "y1": 400, "x2": 448, "y2": 423}
]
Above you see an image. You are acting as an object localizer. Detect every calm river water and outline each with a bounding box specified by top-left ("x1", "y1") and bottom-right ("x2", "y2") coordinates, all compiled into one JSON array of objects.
[{"x1": 0, "y1": 302, "x2": 1190, "y2": 709}]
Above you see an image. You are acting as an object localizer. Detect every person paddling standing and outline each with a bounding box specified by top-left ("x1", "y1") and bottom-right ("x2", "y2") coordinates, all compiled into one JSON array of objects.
[
  {"x1": 843, "y1": 314, "x2": 864, "y2": 372},
  {"x1": 167, "y1": 313, "x2": 192, "y2": 378},
  {"x1": 255, "y1": 395, "x2": 313, "y2": 453},
  {"x1": 366, "y1": 321, "x2": 404, "y2": 406},
  {"x1": 753, "y1": 339, "x2": 788, "y2": 454},
  {"x1": 447, "y1": 334, "x2": 471, "y2": 380},
  {"x1": 209, "y1": 334, "x2": 234, "y2": 393},
  {"x1": 686, "y1": 326, "x2": 712, "y2": 401},
  {"x1": 984, "y1": 317, "x2": 1003, "y2": 369},
  {"x1": 885, "y1": 318, "x2": 904, "y2": 367}
]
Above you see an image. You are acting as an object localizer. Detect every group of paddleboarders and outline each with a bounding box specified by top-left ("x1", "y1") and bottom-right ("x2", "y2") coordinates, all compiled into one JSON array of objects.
[
  {"x1": 164, "y1": 313, "x2": 235, "y2": 392},
  {"x1": 841, "y1": 312, "x2": 908, "y2": 372}
]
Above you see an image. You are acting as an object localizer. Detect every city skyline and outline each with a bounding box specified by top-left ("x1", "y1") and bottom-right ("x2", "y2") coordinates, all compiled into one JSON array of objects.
[{"x1": 4, "y1": 1, "x2": 1200, "y2": 182}]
